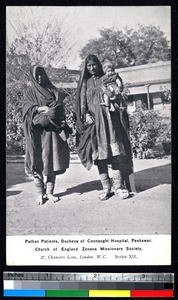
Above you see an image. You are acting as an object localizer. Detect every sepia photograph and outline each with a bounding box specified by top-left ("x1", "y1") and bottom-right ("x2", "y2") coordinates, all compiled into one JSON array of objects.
[{"x1": 6, "y1": 6, "x2": 171, "y2": 265}]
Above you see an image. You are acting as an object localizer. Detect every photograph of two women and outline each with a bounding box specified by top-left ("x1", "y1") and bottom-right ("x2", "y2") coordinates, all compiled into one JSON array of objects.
[{"x1": 6, "y1": 6, "x2": 171, "y2": 265}]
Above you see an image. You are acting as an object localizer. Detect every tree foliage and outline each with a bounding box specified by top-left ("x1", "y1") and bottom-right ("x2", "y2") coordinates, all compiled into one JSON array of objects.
[
  {"x1": 80, "y1": 25, "x2": 171, "y2": 68},
  {"x1": 6, "y1": 12, "x2": 78, "y2": 154},
  {"x1": 6, "y1": 19, "x2": 66, "y2": 85}
]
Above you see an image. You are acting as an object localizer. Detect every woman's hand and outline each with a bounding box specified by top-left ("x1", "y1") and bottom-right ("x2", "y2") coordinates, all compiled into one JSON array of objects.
[
  {"x1": 37, "y1": 106, "x2": 50, "y2": 113},
  {"x1": 113, "y1": 87, "x2": 121, "y2": 95},
  {"x1": 85, "y1": 113, "x2": 94, "y2": 125}
]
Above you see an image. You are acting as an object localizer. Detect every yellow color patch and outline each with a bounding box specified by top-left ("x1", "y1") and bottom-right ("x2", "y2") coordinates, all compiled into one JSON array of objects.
[{"x1": 89, "y1": 290, "x2": 131, "y2": 297}]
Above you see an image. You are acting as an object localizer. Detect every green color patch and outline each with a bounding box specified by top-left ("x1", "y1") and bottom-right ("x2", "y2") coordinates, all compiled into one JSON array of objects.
[{"x1": 46, "y1": 290, "x2": 89, "y2": 297}]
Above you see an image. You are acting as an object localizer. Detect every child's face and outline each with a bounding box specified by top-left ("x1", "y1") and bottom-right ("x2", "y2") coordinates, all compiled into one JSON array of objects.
[{"x1": 106, "y1": 67, "x2": 115, "y2": 77}]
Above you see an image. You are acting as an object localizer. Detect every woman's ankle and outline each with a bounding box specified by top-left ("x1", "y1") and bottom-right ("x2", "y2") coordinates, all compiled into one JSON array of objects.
[{"x1": 46, "y1": 194, "x2": 59, "y2": 203}]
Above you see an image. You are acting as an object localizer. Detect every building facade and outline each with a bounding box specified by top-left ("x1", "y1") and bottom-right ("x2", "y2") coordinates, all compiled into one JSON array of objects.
[{"x1": 116, "y1": 61, "x2": 171, "y2": 116}]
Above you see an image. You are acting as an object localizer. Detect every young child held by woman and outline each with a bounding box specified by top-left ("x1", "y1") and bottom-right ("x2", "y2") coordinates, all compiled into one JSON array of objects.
[{"x1": 101, "y1": 60, "x2": 127, "y2": 112}]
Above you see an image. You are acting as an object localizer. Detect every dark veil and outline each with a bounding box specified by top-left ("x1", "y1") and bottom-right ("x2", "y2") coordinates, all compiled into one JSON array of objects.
[
  {"x1": 30, "y1": 65, "x2": 55, "y2": 91},
  {"x1": 75, "y1": 55, "x2": 104, "y2": 135},
  {"x1": 73, "y1": 55, "x2": 104, "y2": 169}
]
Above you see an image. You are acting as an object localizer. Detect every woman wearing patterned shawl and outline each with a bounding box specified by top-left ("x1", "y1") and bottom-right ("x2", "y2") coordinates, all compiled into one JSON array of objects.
[
  {"x1": 23, "y1": 65, "x2": 70, "y2": 205},
  {"x1": 75, "y1": 55, "x2": 133, "y2": 200}
]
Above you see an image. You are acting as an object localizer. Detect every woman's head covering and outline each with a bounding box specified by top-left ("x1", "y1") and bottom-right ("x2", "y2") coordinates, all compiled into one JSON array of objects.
[
  {"x1": 23, "y1": 65, "x2": 58, "y2": 119},
  {"x1": 77, "y1": 55, "x2": 104, "y2": 87},
  {"x1": 30, "y1": 65, "x2": 54, "y2": 89},
  {"x1": 75, "y1": 55, "x2": 104, "y2": 135},
  {"x1": 102, "y1": 60, "x2": 115, "y2": 74},
  {"x1": 84, "y1": 55, "x2": 104, "y2": 79}
]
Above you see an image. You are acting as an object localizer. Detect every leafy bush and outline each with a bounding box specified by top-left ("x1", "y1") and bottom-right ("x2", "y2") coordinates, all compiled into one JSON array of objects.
[
  {"x1": 63, "y1": 92, "x2": 76, "y2": 152},
  {"x1": 129, "y1": 107, "x2": 171, "y2": 157},
  {"x1": 6, "y1": 82, "x2": 26, "y2": 155}
]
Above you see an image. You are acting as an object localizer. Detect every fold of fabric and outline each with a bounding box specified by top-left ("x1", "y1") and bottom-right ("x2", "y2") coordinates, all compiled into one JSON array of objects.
[
  {"x1": 75, "y1": 56, "x2": 133, "y2": 178},
  {"x1": 23, "y1": 65, "x2": 69, "y2": 177}
]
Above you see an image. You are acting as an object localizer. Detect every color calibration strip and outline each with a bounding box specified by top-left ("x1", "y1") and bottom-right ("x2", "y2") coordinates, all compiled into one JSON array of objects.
[{"x1": 4, "y1": 272, "x2": 174, "y2": 298}]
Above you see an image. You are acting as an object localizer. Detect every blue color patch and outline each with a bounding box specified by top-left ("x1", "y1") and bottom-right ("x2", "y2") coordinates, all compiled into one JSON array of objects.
[{"x1": 4, "y1": 289, "x2": 45, "y2": 297}]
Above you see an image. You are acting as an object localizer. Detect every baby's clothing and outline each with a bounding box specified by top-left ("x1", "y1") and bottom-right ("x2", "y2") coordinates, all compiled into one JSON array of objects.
[
  {"x1": 102, "y1": 73, "x2": 123, "y2": 93},
  {"x1": 101, "y1": 73, "x2": 124, "y2": 111}
]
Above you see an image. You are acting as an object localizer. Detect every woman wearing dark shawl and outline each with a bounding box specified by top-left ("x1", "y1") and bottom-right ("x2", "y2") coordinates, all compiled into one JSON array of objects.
[
  {"x1": 23, "y1": 65, "x2": 70, "y2": 205},
  {"x1": 75, "y1": 55, "x2": 133, "y2": 200}
]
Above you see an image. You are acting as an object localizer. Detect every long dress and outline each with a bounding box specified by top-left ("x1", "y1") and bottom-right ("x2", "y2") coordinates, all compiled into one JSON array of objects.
[
  {"x1": 76, "y1": 75, "x2": 133, "y2": 176},
  {"x1": 23, "y1": 66, "x2": 70, "y2": 178},
  {"x1": 84, "y1": 76, "x2": 126, "y2": 160}
]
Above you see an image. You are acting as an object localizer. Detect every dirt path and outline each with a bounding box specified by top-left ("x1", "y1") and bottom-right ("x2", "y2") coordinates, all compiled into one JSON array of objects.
[{"x1": 6, "y1": 157, "x2": 171, "y2": 235}]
